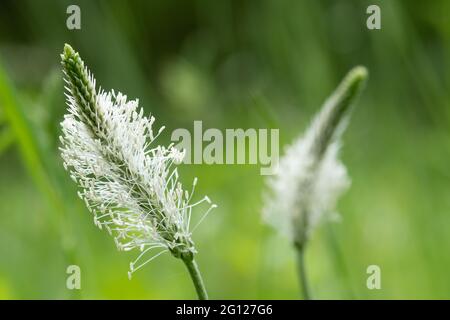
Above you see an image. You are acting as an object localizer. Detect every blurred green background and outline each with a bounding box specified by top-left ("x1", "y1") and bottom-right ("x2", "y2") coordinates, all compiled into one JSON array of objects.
[{"x1": 0, "y1": 0, "x2": 449, "y2": 299}]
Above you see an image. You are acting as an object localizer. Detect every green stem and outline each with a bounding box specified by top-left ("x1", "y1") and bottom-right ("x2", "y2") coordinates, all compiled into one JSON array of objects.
[
  {"x1": 182, "y1": 258, "x2": 208, "y2": 300},
  {"x1": 295, "y1": 246, "x2": 311, "y2": 300}
]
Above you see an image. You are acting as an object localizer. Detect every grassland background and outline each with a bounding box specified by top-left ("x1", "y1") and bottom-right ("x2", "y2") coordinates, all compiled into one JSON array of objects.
[{"x1": 0, "y1": 0, "x2": 449, "y2": 299}]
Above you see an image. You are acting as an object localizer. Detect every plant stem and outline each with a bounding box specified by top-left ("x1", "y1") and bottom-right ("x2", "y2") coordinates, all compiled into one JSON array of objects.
[
  {"x1": 295, "y1": 246, "x2": 311, "y2": 300},
  {"x1": 182, "y1": 258, "x2": 208, "y2": 300}
]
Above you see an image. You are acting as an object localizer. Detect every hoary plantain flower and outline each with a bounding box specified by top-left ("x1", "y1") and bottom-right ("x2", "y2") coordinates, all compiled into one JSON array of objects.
[
  {"x1": 59, "y1": 44, "x2": 215, "y2": 299},
  {"x1": 263, "y1": 66, "x2": 368, "y2": 299}
]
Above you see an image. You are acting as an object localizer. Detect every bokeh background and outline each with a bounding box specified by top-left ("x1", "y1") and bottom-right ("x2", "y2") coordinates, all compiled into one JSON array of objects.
[{"x1": 0, "y1": 0, "x2": 449, "y2": 299}]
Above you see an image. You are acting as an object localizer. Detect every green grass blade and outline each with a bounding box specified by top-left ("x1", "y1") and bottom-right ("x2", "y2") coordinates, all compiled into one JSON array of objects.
[
  {"x1": 0, "y1": 58, "x2": 64, "y2": 222},
  {"x1": 0, "y1": 126, "x2": 14, "y2": 155}
]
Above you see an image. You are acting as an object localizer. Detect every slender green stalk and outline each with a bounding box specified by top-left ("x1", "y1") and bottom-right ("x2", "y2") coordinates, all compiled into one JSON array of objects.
[
  {"x1": 295, "y1": 246, "x2": 311, "y2": 300},
  {"x1": 182, "y1": 258, "x2": 209, "y2": 300}
]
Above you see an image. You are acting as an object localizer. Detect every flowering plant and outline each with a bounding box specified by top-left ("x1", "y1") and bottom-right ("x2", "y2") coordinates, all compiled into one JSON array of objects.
[{"x1": 60, "y1": 44, "x2": 215, "y2": 299}]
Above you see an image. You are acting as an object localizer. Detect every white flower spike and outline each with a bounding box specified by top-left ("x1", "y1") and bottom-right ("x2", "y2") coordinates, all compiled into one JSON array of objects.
[
  {"x1": 59, "y1": 44, "x2": 214, "y2": 295},
  {"x1": 263, "y1": 66, "x2": 368, "y2": 250}
]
